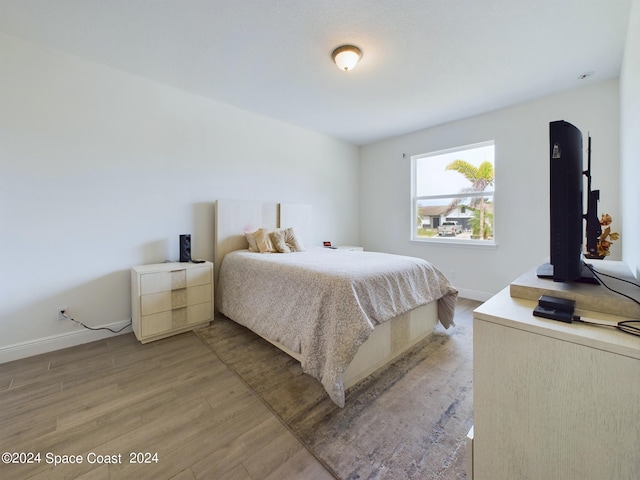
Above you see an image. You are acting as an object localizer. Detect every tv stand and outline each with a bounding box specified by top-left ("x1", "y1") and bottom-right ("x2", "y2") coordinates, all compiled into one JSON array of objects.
[
  {"x1": 535, "y1": 262, "x2": 599, "y2": 284},
  {"x1": 516, "y1": 260, "x2": 640, "y2": 322}
]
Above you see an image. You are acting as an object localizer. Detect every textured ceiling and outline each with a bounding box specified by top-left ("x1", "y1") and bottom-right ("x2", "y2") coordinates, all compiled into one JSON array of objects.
[{"x1": 0, "y1": 0, "x2": 632, "y2": 145}]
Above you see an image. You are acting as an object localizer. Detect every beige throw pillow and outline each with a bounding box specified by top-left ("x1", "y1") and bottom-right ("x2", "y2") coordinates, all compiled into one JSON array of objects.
[
  {"x1": 253, "y1": 228, "x2": 276, "y2": 253},
  {"x1": 271, "y1": 227, "x2": 305, "y2": 253},
  {"x1": 245, "y1": 230, "x2": 259, "y2": 252}
]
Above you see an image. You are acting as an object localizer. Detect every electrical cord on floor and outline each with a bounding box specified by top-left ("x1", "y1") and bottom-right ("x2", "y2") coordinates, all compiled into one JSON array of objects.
[{"x1": 60, "y1": 311, "x2": 132, "y2": 334}]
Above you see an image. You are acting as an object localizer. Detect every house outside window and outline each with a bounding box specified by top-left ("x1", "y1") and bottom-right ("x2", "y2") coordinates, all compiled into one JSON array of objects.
[{"x1": 411, "y1": 141, "x2": 495, "y2": 244}]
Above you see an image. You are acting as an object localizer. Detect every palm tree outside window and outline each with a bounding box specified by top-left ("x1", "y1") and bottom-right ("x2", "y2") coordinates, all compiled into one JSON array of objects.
[{"x1": 411, "y1": 141, "x2": 495, "y2": 244}]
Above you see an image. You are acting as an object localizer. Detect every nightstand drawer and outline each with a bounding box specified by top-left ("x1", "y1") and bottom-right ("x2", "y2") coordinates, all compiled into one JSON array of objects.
[
  {"x1": 141, "y1": 292, "x2": 172, "y2": 316},
  {"x1": 140, "y1": 289, "x2": 190, "y2": 315},
  {"x1": 187, "y1": 284, "x2": 211, "y2": 305},
  {"x1": 140, "y1": 284, "x2": 210, "y2": 315},
  {"x1": 187, "y1": 266, "x2": 211, "y2": 287},
  {"x1": 141, "y1": 311, "x2": 173, "y2": 337},
  {"x1": 140, "y1": 269, "x2": 187, "y2": 294},
  {"x1": 188, "y1": 302, "x2": 212, "y2": 324},
  {"x1": 140, "y1": 301, "x2": 211, "y2": 337}
]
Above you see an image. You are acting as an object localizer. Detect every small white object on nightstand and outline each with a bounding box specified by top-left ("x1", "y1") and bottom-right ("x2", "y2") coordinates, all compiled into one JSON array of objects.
[{"x1": 334, "y1": 245, "x2": 364, "y2": 251}]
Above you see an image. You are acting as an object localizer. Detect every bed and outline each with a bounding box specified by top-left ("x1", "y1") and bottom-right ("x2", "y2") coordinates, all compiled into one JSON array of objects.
[{"x1": 214, "y1": 199, "x2": 458, "y2": 407}]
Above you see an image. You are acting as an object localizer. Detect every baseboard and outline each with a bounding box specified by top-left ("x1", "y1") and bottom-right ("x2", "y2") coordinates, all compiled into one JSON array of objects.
[
  {"x1": 457, "y1": 288, "x2": 493, "y2": 302},
  {"x1": 0, "y1": 320, "x2": 133, "y2": 364},
  {"x1": 0, "y1": 288, "x2": 491, "y2": 364}
]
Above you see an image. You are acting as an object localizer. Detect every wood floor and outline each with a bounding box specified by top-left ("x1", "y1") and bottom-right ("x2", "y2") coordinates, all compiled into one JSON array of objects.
[
  {"x1": 0, "y1": 331, "x2": 335, "y2": 480},
  {"x1": 0, "y1": 298, "x2": 479, "y2": 480}
]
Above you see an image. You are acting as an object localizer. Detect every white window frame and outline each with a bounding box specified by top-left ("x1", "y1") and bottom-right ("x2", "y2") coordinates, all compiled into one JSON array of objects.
[{"x1": 410, "y1": 140, "x2": 497, "y2": 248}]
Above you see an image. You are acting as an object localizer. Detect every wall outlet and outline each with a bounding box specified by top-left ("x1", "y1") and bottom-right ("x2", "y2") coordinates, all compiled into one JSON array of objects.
[{"x1": 57, "y1": 306, "x2": 68, "y2": 321}]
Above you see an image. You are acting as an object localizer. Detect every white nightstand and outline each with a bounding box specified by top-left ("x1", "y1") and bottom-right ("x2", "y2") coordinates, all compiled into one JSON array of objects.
[
  {"x1": 334, "y1": 245, "x2": 364, "y2": 251},
  {"x1": 131, "y1": 261, "x2": 213, "y2": 343}
]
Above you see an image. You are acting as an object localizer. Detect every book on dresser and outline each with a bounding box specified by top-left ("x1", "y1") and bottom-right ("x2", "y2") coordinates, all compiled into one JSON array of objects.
[{"x1": 131, "y1": 261, "x2": 213, "y2": 343}]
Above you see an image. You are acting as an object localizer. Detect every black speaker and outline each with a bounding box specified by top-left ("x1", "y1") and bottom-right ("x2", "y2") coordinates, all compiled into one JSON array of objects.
[{"x1": 179, "y1": 234, "x2": 191, "y2": 262}]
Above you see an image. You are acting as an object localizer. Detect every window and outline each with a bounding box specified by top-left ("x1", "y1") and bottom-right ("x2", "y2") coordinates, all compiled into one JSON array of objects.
[{"x1": 411, "y1": 141, "x2": 495, "y2": 244}]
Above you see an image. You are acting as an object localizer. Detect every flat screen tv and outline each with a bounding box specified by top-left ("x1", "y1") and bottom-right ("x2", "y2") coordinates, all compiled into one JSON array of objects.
[{"x1": 537, "y1": 120, "x2": 598, "y2": 283}]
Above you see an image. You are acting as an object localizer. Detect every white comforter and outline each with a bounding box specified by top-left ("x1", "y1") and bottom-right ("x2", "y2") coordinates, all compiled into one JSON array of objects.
[{"x1": 216, "y1": 247, "x2": 458, "y2": 406}]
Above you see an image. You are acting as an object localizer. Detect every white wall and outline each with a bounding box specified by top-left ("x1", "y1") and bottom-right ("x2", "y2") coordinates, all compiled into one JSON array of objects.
[
  {"x1": 359, "y1": 80, "x2": 620, "y2": 299},
  {"x1": 0, "y1": 34, "x2": 360, "y2": 359},
  {"x1": 620, "y1": 0, "x2": 640, "y2": 280}
]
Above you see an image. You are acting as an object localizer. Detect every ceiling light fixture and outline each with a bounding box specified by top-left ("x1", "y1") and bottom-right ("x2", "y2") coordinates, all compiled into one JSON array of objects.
[{"x1": 332, "y1": 45, "x2": 362, "y2": 72}]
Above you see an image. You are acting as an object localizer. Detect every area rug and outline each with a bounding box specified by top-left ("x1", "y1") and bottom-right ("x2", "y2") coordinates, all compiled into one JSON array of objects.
[{"x1": 196, "y1": 299, "x2": 477, "y2": 480}]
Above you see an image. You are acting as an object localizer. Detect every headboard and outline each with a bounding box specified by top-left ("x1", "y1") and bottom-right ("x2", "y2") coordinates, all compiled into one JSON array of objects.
[
  {"x1": 279, "y1": 202, "x2": 312, "y2": 247},
  {"x1": 214, "y1": 199, "x2": 312, "y2": 290}
]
